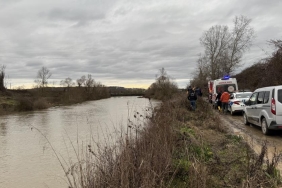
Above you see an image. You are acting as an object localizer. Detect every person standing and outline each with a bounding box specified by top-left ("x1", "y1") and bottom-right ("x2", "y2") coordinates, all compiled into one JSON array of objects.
[
  {"x1": 216, "y1": 90, "x2": 222, "y2": 112},
  {"x1": 187, "y1": 85, "x2": 193, "y2": 95},
  {"x1": 195, "y1": 87, "x2": 203, "y2": 97},
  {"x1": 188, "y1": 88, "x2": 197, "y2": 111},
  {"x1": 220, "y1": 91, "x2": 230, "y2": 114}
]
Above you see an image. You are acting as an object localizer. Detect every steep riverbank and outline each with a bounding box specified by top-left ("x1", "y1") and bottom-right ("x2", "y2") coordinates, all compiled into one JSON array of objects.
[{"x1": 64, "y1": 93, "x2": 281, "y2": 187}]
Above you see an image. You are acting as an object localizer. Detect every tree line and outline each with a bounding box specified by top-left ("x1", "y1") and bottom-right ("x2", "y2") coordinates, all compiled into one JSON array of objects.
[
  {"x1": 234, "y1": 40, "x2": 282, "y2": 91},
  {"x1": 0, "y1": 66, "x2": 106, "y2": 91},
  {"x1": 34, "y1": 66, "x2": 106, "y2": 89}
]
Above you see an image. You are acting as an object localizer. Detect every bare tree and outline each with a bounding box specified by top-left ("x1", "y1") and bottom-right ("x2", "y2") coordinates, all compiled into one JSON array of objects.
[
  {"x1": 35, "y1": 66, "x2": 52, "y2": 88},
  {"x1": 198, "y1": 15, "x2": 254, "y2": 80},
  {"x1": 226, "y1": 15, "x2": 255, "y2": 73},
  {"x1": 145, "y1": 67, "x2": 178, "y2": 100},
  {"x1": 156, "y1": 67, "x2": 169, "y2": 85},
  {"x1": 190, "y1": 54, "x2": 209, "y2": 88},
  {"x1": 84, "y1": 74, "x2": 95, "y2": 91},
  {"x1": 0, "y1": 65, "x2": 6, "y2": 92},
  {"x1": 200, "y1": 25, "x2": 230, "y2": 79},
  {"x1": 60, "y1": 77, "x2": 75, "y2": 88},
  {"x1": 269, "y1": 39, "x2": 282, "y2": 51},
  {"x1": 76, "y1": 75, "x2": 86, "y2": 87}
]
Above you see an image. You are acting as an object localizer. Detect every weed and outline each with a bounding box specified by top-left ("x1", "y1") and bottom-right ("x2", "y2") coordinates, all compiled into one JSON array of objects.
[
  {"x1": 35, "y1": 92, "x2": 282, "y2": 188},
  {"x1": 33, "y1": 98, "x2": 50, "y2": 109},
  {"x1": 180, "y1": 127, "x2": 195, "y2": 136}
]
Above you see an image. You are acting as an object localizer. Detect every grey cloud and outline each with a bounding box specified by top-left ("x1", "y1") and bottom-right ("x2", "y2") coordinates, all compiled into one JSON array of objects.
[
  {"x1": 46, "y1": 8, "x2": 104, "y2": 23},
  {"x1": 1, "y1": 0, "x2": 281, "y2": 89}
]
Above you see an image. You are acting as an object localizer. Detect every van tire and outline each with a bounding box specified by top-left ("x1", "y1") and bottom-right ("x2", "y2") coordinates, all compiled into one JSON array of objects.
[
  {"x1": 261, "y1": 118, "x2": 270, "y2": 135},
  {"x1": 243, "y1": 113, "x2": 250, "y2": 125}
]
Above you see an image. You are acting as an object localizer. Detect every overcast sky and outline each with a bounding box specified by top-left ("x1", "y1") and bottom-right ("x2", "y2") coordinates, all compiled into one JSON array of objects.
[{"x1": 0, "y1": 0, "x2": 281, "y2": 89}]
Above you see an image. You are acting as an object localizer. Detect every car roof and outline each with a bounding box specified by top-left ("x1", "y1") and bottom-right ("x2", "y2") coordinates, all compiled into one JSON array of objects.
[
  {"x1": 254, "y1": 85, "x2": 282, "y2": 92},
  {"x1": 233, "y1": 92, "x2": 252, "y2": 94}
]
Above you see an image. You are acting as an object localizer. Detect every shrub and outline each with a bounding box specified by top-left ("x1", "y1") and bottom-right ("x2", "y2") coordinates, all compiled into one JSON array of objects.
[
  {"x1": 33, "y1": 98, "x2": 50, "y2": 110},
  {"x1": 16, "y1": 97, "x2": 33, "y2": 111}
]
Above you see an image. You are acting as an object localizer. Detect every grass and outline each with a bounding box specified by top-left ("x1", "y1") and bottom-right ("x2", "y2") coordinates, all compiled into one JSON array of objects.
[{"x1": 34, "y1": 92, "x2": 282, "y2": 187}]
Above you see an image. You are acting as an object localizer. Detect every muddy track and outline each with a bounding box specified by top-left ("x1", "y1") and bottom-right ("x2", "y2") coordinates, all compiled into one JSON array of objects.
[{"x1": 215, "y1": 109, "x2": 282, "y2": 172}]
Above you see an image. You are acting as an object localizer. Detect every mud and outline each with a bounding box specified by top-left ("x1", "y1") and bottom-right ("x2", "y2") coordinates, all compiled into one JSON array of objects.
[{"x1": 219, "y1": 111, "x2": 282, "y2": 172}]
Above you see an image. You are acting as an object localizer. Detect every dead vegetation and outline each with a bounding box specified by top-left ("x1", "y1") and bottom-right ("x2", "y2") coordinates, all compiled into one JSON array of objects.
[
  {"x1": 60, "y1": 94, "x2": 282, "y2": 188},
  {"x1": 0, "y1": 86, "x2": 110, "y2": 115}
]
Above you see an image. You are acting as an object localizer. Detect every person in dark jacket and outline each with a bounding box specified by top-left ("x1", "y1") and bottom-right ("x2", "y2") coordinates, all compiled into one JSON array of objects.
[
  {"x1": 188, "y1": 88, "x2": 197, "y2": 110},
  {"x1": 195, "y1": 87, "x2": 203, "y2": 97},
  {"x1": 187, "y1": 85, "x2": 193, "y2": 95},
  {"x1": 216, "y1": 91, "x2": 222, "y2": 112}
]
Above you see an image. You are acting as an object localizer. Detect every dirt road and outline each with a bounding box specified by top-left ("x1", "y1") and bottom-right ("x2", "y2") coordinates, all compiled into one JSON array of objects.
[{"x1": 219, "y1": 111, "x2": 282, "y2": 172}]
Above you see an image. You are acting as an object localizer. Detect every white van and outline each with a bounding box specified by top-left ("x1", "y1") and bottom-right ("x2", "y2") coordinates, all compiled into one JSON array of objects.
[{"x1": 243, "y1": 85, "x2": 282, "y2": 135}]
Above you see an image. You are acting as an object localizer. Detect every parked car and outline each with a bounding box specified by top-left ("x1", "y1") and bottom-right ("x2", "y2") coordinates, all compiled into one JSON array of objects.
[
  {"x1": 243, "y1": 85, "x2": 282, "y2": 135},
  {"x1": 228, "y1": 92, "x2": 252, "y2": 115}
]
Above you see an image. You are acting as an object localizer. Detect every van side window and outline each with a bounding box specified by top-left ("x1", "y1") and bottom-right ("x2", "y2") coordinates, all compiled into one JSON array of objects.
[
  {"x1": 257, "y1": 92, "x2": 264, "y2": 104},
  {"x1": 249, "y1": 93, "x2": 258, "y2": 105},
  {"x1": 263, "y1": 91, "x2": 270, "y2": 104},
  {"x1": 278, "y1": 89, "x2": 282, "y2": 103}
]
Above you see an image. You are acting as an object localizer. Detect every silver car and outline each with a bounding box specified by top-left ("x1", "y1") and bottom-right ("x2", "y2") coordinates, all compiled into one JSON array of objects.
[
  {"x1": 228, "y1": 92, "x2": 252, "y2": 115},
  {"x1": 243, "y1": 86, "x2": 282, "y2": 135}
]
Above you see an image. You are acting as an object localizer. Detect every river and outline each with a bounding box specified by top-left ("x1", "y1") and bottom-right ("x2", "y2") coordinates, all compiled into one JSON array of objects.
[{"x1": 0, "y1": 96, "x2": 158, "y2": 188}]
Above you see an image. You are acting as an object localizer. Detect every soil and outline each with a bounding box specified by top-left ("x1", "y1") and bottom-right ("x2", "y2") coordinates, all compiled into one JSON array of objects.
[{"x1": 218, "y1": 111, "x2": 282, "y2": 173}]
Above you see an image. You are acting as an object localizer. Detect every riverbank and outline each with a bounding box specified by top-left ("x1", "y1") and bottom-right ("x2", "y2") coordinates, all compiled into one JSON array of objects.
[
  {"x1": 63, "y1": 93, "x2": 281, "y2": 187},
  {"x1": 0, "y1": 87, "x2": 110, "y2": 115}
]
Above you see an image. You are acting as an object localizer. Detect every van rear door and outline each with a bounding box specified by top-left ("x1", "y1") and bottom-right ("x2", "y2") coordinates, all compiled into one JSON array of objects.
[{"x1": 276, "y1": 88, "x2": 282, "y2": 124}]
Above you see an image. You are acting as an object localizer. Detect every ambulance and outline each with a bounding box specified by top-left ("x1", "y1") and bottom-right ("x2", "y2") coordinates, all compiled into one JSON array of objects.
[{"x1": 208, "y1": 76, "x2": 238, "y2": 106}]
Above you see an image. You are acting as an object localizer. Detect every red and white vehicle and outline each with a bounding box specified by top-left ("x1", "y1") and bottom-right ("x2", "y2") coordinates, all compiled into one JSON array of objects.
[{"x1": 208, "y1": 76, "x2": 238, "y2": 105}]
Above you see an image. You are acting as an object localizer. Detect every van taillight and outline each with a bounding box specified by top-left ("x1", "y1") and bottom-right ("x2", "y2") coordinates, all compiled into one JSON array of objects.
[{"x1": 271, "y1": 98, "x2": 276, "y2": 115}]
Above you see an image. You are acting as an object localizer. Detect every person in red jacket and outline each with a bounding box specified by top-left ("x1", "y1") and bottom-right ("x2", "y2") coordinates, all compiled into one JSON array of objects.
[{"x1": 220, "y1": 91, "x2": 230, "y2": 114}]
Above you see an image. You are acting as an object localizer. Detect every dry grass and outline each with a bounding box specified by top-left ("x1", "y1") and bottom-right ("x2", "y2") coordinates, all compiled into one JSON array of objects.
[
  {"x1": 40, "y1": 93, "x2": 282, "y2": 188},
  {"x1": 33, "y1": 98, "x2": 50, "y2": 109},
  {"x1": 0, "y1": 87, "x2": 111, "y2": 114}
]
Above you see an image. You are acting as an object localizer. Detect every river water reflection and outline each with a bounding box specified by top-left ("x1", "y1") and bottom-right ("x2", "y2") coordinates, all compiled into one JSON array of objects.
[{"x1": 0, "y1": 96, "x2": 158, "y2": 188}]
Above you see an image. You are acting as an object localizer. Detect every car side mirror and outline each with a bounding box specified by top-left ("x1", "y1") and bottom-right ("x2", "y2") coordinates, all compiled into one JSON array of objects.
[{"x1": 230, "y1": 96, "x2": 234, "y2": 99}]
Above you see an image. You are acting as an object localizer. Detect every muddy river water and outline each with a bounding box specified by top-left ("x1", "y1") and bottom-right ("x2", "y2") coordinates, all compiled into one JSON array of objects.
[{"x1": 0, "y1": 96, "x2": 158, "y2": 188}]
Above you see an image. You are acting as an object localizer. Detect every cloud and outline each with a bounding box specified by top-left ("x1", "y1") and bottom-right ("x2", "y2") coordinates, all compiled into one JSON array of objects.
[{"x1": 0, "y1": 0, "x2": 281, "y2": 89}]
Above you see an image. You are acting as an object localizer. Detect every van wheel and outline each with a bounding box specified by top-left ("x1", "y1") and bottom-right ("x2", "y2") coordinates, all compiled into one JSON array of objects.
[
  {"x1": 261, "y1": 118, "x2": 270, "y2": 135},
  {"x1": 243, "y1": 113, "x2": 250, "y2": 125}
]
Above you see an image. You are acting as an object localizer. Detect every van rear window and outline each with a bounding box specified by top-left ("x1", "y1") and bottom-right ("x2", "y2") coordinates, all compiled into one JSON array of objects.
[
  {"x1": 278, "y1": 89, "x2": 282, "y2": 103},
  {"x1": 216, "y1": 84, "x2": 236, "y2": 93}
]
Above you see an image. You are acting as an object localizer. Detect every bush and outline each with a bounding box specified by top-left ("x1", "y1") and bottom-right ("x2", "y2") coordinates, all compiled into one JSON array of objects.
[
  {"x1": 33, "y1": 98, "x2": 50, "y2": 110},
  {"x1": 16, "y1": 97, "x2": 33, "y2": 111}
]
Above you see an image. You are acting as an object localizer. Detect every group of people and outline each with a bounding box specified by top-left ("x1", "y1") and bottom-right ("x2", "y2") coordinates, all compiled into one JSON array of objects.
[
  {"x1": 215, "y1": 90, "x2": 230, "y2": 114},
  {"x1": 186, "y1": 86, "x2": 230, "y2": 113},
  {"x1": 187, "y1": 86, "x2": 202, "y2": 110}
]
